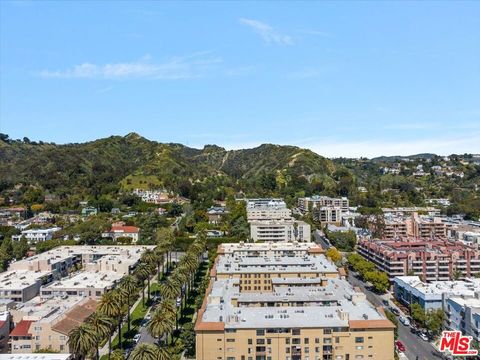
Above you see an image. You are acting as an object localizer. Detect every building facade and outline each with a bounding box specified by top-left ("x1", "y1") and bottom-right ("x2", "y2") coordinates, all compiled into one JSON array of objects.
[
  {"x1": 196, "y1": 242, "x2": 395, "y2": 360},
  {"x1": 249, "y1": 220, "x2": 311, "y2": 242},
  {"x1": 357, "y1": 238, "x2": 480, "y2": 281}
]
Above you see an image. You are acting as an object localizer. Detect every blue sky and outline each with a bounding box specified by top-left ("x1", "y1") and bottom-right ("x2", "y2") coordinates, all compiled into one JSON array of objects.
[{"x1": 1, "y1": 1, "x2": 479, "y2": 157}]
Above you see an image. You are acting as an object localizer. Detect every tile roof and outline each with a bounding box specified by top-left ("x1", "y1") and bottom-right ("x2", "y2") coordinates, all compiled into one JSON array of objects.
[
  {"x1": 10, "y1": 320, "x2": 33, "y2": 337},
  {"x1": 51, "y1": 299, "x2": 97, "y2": 335}
]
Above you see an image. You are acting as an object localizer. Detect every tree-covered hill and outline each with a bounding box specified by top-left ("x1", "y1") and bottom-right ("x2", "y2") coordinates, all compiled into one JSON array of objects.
[{"x1": 0, "y1": 133, "x2": 339, "y2": 204}]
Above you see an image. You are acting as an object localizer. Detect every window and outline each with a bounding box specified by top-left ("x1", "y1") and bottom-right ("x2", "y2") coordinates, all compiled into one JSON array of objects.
[
  {"x1": 248, "y1": 339, "x2": 253, "y2": 345},
  {"x1": 356, "y1": 346, "x2": 364, "y2": 350},
  {"x1": 257, "y1": 329, "x2": 265, "y2": 336},
  {"x1": 292, "y1": 338, "x2": 301, "y2": 345},
  {"x1": 315, "y1": 338, "x2": 320, "y2": 344},
  {"x1": 324, "y1": 329, "x2": 332, "y2": 334},
  {"x1": 257, "y1": 339, "x2": 265, "y2": 345},
  {"x1": 227, "y1": 339, "x2": 235, "y2": 342},
  {"x1": 305, "y1": 338, "x2": 309, "y2": 344},
  {"x1": 227, "y1": 357, "x2": 235, "y2": 360},
  {"x1": 293, "y1": 329, "x2": 301, "y2": 335},
  {"x1": 355, "y1": 337, "x2": 364, "y2": 343}
]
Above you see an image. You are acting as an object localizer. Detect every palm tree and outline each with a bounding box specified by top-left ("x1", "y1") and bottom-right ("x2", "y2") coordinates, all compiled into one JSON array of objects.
[
  {"x1": 153, "y1": 246, "x2": 165, "y2": 279},
  {"x1": 97, "y1": 290, "x2": 123, "y2": 351},
  {"x1": 119, "y1": 275, "x2": 138, "y2": 332},
  {"x1": 135, "y1": 263, "x2": 153, "y2": 304},
  {"x1": 68, "y1": 323, "x2": 98, "y2": 360},
  {"x1": 147, "y1": 305, "x2": 175, "y2": 345},
  {"x1": 87, "y1": 312, "x2": 114, "y2": 360},
  {"x1": 160, "y1": 277, "x2": 181, "y2": 301},
  {"x1": 110, "y1": 349, "x2": 125, "y2": 360},
  {"x1": 129, "y1": 343, "x2": 160, "y2": 360}
]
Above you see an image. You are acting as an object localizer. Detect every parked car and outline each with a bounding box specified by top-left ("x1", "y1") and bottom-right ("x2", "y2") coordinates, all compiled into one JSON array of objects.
[
  {"x1": 389, "y1": 307, "x2": 400, "y2": 316},
  {"x1": 395, "y1": 340, "x2": 406, "y2": 352},
  {"x1": 176, "y1": 297, "x2": 182, "y2": 307},
  {"x1": 419, "y1": 332, "x2": 429, "y2": 341},
  {"x1": 399, "y1": 316, "x2": 410, "y2": 326},
  {"x1": 133, "y1": 334, "x2": 141, "y2": 343},
  {"x1": 382, "y1": 299, "x2": 389, "y2": 307},
  {"x1": 145, "y1": 313, "x2": 151, "y2": 321}
]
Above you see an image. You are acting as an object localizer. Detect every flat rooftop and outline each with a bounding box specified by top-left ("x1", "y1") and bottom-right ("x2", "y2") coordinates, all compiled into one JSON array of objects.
[
  {"x1": 219, "y1": 241, "x2": 321, "y2": 254},
  {"x1": 201, "y1": 277, "x2": 386, "y2": 329},
  {"x1": 9, "y1": 245, "x2": 155, "y2": 269},
  {"x1": 394, "y1": 276, "x2": 480, "y2": 296},
  {"x1": 0, "y1": 270, "x2": 50, "y2": 290},
  {"x1": 41, "y1": 271, "x2": 123, "y2": 290},
  {"x1": 237, "y1": 278, "x2": 356, "y2": 304},
  {"x1": 14, "y1": 296, "x2": 85, "y2": 322},
  {"x1": 216, "y1": 254, "x2": 337, "y2": 274},
  {"x1": 0, "y1": 355, "x2": 71, "y2": 360}
]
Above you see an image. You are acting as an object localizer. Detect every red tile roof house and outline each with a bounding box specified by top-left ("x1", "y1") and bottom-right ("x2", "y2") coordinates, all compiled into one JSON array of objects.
[{"x1": 102, "y1": 225, "x2": 140, "y2": 243}]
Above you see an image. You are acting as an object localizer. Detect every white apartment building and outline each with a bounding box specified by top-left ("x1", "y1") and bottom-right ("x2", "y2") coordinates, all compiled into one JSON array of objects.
[
  {"x1": 12, "y1": 227, "x2": 61, "y2": 243},
  {"x1": 445, "y1": 294, "x2": 480, "y2": 344},
  {"x1": 297, "y1": 195, "x2": 349, "y2": 213},
  {"x1": 246, "y1": 198, "x2": 291, "y2": 221},
  {"x1": 249, "y1": 219, "x2": 311, "y2": 242}
]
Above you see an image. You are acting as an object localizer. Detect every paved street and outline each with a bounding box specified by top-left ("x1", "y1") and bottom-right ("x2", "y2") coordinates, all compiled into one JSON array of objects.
[
  {"x1": 313, "y1": 229, "x2": 331, "y2": 250},
  {"x1": 347, "y1": 271, "x2": 442, "y2": 360}
]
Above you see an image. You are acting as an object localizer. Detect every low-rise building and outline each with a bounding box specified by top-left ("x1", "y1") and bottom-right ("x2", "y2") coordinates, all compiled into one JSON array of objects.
[
  {"x1": 393, "y1": 276, "x2": 480, "y2": 310},
  {"x1": 9, "y1": 296, "x2": 96, "y2": 353},
  {"x1": 102, "y1": 225, "x2": 140, "y2": 243},
  {"x1": 80, "y1": 207, "x2": 97, "y2": 217},
  {"x1": 11, "y1": 227, "x2": 61, "y2": 243},
  {"x1": 206, "y1": 207, "x2": 229, "y2": 224},
  {"x1": 40, "y1": 271, "x2": 123, "y2": 299},
  {"x1": 0, "y1": 271, "x2": 53, "y2": 303},
  {"x1": 250, "y1": 219, "x2": 311, "y2": 242},
  {"x1": 357, "y1": 238, "x2": 480, "y2": 281}
]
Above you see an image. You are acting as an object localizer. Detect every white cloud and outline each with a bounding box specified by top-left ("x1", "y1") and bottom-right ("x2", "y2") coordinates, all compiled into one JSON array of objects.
[
  {"x1": 239, "y1": 18, "x2": 293, "y2": 45},
  {"x1": 39, "y1": 53, "x2": 222, "y2": 80}
]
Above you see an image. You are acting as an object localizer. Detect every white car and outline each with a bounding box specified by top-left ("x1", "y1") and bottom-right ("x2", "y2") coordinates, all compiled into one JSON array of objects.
[
  {"x1": 419, "y1": 333, "x2": 428, "y2": 341},
  {"x1": 133, "y1": 334, "x2": 141, "y2": 343},
  {"x1": 399, "y1": 316, "x2": 410, "y2": 326}
]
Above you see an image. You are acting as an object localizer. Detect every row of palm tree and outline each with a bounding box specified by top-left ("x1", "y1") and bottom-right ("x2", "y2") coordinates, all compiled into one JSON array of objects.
[
  {"x1": 146, "y1": 233, "x2": 207, "y2": 348},
  {"x1": 67, "y1": 232, "x2": 175, "y2": 360}
]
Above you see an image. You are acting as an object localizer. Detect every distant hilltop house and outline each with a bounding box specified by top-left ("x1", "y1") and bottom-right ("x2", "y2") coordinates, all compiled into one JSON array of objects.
[
  {"x1": 132, "y1": 188, "x2": 172, "y2": 204},
  {"x1": 81, "y1": 207, "x2": 97, "y2": 217},
  {"x1": 102, "y1": 225, "x2": 140, "y2": 243},
  {"x1": 207, "y1": 206, "x2": 229, "y2": 224},
  {"x1": 12, "y1": 227, "x2": 61, "y2": 243}
]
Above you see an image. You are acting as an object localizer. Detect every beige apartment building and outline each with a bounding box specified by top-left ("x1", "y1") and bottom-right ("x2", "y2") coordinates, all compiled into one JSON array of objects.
[
  {"x1": 196, "y1": 243, "x2": 395, "y2": 360},
  {"x1": 9, "y1": 297, "x2": 96, "y2": 353}
]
